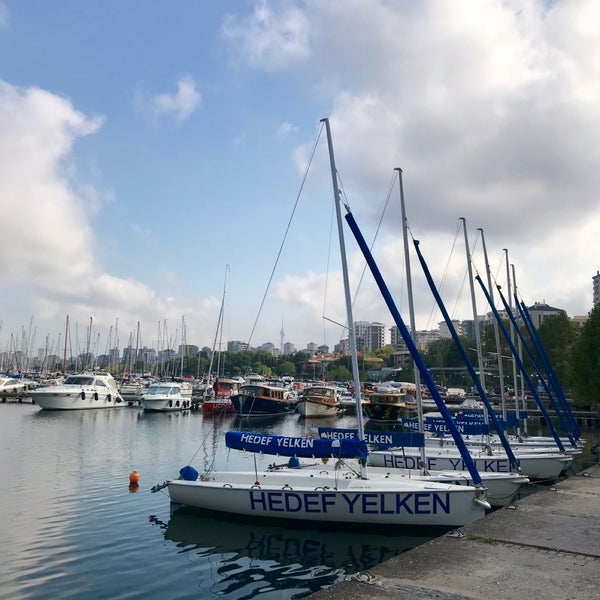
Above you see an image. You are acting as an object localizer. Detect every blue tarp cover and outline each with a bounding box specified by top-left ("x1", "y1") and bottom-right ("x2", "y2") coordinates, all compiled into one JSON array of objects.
[
  {"x1": 318, "y1": 427, "x2": 425, "y2": 449},
  {"x1": 225, "y1": 431, "x2": 368, "y2": 459}
]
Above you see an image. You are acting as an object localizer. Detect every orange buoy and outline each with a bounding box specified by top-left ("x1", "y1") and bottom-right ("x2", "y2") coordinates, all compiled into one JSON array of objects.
[{"x1": 129, "y1": 470, "x2": 140, "y2": 484}]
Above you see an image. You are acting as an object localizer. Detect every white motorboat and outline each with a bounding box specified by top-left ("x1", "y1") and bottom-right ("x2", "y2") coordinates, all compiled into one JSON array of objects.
[
  {"x1": 141, "y1": 381, "x2": 192, "y2": 412},
  {"x1": 29, "y1": 372, "x2": 124, "y2": 410}
]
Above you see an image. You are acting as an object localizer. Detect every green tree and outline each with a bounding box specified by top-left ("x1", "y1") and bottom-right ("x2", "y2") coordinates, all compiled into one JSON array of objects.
[
  {"x1": 276, "y1": 360, "x2": 296, "y2": 377},
  {"x1": 568, "y1": 305, "x2": 600, "y2": 406},
  {"x1": 536, "y1": 311, "x2": 578, "y2": 388}
]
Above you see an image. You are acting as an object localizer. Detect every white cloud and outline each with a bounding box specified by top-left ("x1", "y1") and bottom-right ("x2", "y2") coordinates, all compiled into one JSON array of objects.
[
  {"x1": 230, "y1": 0, "x2": 600, "y2": 328},
  {"x1": 222, "y1": 0, "x2": 310, "y2": 71},
  {"x1": 276, "y1": 121, "x2": 299, "y2": 141},
  {"x1": 0, "y1": 80, "x2": 217, "y2": 347},
  {"x1": 148, "y1": 75, "x2": 201, "y2": 122}
]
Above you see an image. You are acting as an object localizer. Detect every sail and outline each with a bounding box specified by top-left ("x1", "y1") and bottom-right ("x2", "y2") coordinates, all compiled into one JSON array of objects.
[{"x1": 225, "y1": 431, "x2": 368, "y2": 459}]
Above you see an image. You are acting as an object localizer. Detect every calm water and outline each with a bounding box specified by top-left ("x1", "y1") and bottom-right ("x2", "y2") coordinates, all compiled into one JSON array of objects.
[
  {"x1": 0, "y1": 404, "x2": 433, "y2": 599},
  {"x1": 1, "y1": 402, "x2": 598, "y2": 600}
]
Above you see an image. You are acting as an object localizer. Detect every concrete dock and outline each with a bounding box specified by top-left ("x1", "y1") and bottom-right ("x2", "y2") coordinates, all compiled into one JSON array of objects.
[{"x1": 309, "y1": 465, "x2": 600, "y2": 599}]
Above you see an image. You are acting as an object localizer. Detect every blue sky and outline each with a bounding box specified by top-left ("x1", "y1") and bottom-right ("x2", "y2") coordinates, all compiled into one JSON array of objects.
[{"x1": 1, "y1": 0, "x2": 598, "y2": 360}]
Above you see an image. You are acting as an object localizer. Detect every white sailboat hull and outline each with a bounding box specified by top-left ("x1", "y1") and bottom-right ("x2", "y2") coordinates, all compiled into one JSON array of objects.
[
  {"x1": 368, "y1": 449, "x2": 571, "y2": 481},
  {"x1": 168, "y1": 469, "x2": 489, "y2": 527},
  {"x1": 360, "y1": 466, "x2": 528, "y2": 507}
]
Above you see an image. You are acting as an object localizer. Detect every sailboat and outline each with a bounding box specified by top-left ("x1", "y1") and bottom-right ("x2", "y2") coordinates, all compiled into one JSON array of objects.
[
  {"x1": 163, "y1": 119, "x2": 490, "y2": 527},
  {"x1": 201, "y1": 266, "x2": 239, "y2": 415},
  {"x1": 314, "y1": 171, "x2": 527, "y2": 506},
  {"x1": 368, "y1": 230, "x2": 573, "y2": 481}
]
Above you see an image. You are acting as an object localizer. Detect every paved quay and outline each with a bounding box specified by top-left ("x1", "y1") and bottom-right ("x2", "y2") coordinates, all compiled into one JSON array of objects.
[{"x1": 309, "y1": 464, "x2": 600, "y2": 600}]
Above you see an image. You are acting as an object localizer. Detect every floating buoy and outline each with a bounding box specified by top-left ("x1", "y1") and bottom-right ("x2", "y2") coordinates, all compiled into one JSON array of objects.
[{"x1": 129, "y1": 470, "x2": 140, "y2": 485}]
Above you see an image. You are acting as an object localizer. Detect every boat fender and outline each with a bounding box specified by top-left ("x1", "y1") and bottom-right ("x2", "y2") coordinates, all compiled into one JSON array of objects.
[
  {"x1": 81, "y1": 391, "x2": 85, "y2": 400},
  {"x1": 107, "y1": 394, "x2": 112, "y2": 402},
  {"x1": 94, "y1": 392, "x2": 99, "y2": 401},
  {"x1": 175, "y1": 400, "x2": 180, "y2": 407},
  {"x1": 168, "y1": 400, "x2": 173, "y2": 408}
]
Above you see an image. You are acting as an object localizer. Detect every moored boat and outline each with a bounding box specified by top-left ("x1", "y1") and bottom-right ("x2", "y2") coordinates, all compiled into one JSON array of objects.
[
  {"x1": 231, "y1": 379, "x2": 298, "y2": 417},
  {"x1": 160, "y1": 119, "x2": 490, "y2": 529},
  {"x1": 30, "y1": 372, "x2": 124, "y2": 410},
  {"x1": 202, "y1": 377, "x2": 239, "y2": 415},
  {"x1": 296, "y1": 384, "x2": 340, "y2": 418},
  {"x1": 167, "y1": 432, "x2": 490, "y2": 527},
  {"x1": 362, "y1": 383, "x2": 409, "y2": 423},
  {"x1": 367, "y1": 446, "x2": 571, "y2": 481},
  {"x1": 141, "y1": 381, "x2": 192, "y2": 412}
]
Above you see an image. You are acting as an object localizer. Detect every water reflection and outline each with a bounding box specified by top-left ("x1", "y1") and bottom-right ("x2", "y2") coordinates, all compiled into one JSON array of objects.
[{"x1": 151, "y1": 508, "x2": 432, "y2": 599}]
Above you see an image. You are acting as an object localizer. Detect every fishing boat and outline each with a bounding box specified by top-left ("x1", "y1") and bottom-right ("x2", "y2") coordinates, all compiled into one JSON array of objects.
[
  {"x1": 230, "y1": 378, "x2": 299, "y2": 417},
  {"x1": 362, "y1": 383, "x2": 408, "y2": 423},
  {"x1": 30, "y1": 372, "x2": 124, "y2": 410},
  {"x1": 140, "y1": 381, "x2": 192, "y2": 412},
  {"x1": 296, "y1": 383, "x2": 340, "y2": 418},
  {"x1": 160, "y1": 119, "x2": 490, "y2": 528}
]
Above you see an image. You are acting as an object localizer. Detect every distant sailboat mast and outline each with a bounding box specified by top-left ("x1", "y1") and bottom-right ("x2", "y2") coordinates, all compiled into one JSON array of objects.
[{"x1": 62, "y1": 315, "x2": 69, "y2": 375}]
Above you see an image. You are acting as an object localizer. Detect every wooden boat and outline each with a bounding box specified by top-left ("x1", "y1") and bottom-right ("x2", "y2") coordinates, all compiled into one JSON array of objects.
[
  {"x1": 296, "y1": 384, "x2": 340, "y2": 417},
  {"x1": 230, "y1": 379, "x2": 298, "y2": 417},
  {"x1": 362, "y1": 383, "x2": 408, "y2": 423}
]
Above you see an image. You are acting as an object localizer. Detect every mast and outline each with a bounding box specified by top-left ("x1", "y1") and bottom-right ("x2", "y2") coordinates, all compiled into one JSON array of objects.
[
  {"x1": 322, "y1": 117, "x2": 367, "y2": 479},
  {"x1": 510, "y1": 263, "x2": 527, "y2": 435},
  {"x1": 204, "y1": 265, "x2": 229, "y2": 400},
  {"x1": 461, "y1": 219, "x2": 486, "y2": 392},
  {"x1": 344, "y1": 211, "x2": 485, "y2": 486},
  {"x1": 504, "y1": 250, "x2": 523, "y2": 434},
  {"x1": 396, "y1": 168, "x2": 426, "y2": 466},
  {"x1": 180, "y1": 316, "x2": 186, "y2": 378},
  {"x1": 461, "y1": 218, "x2": 489, "y2": 443},
  {"x1": 479, "y1": 228, "x2": 507, "y2": 421},
  {"x1": 62, "y1": 315, "x2": 69, "y2": 375}
]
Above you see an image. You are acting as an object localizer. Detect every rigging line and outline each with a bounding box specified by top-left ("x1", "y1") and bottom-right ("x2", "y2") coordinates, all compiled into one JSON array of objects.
[
  {"x1": 330, "y1": 167, "x2": 396, "y2": 331},
  {"x1": 322, "y1": 192, "x2": 335, "y2": 347},
  {"x1": 424, "y1": 219, "x2": 462, "y2": 330},
  {"x1": 245, "y1": 122, "x2": 324, "y2": 349},
  {"x1": 352, "y1": 170, "x2": 397, "y2": 307}
]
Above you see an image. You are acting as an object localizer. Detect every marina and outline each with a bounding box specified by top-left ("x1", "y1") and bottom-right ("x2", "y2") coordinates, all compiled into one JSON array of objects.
[{"x1": 0, "y1": 401, "x2": 598, "y2": 599}]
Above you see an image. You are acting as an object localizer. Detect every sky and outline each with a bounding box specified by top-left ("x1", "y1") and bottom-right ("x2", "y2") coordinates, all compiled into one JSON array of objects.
[{"x1": 0, "y1": 0, "x2": 598, "y2": 360}]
